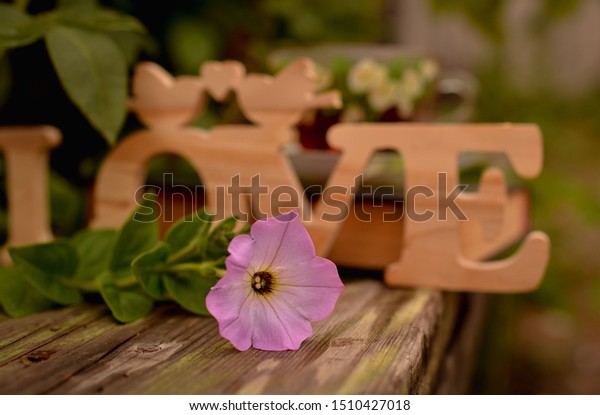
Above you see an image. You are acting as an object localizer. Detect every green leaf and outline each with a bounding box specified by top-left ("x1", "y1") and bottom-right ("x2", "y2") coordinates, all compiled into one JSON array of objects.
[
  {"x1": 0, "y1": 267, "x2": 55, "y2": 318},
  {"x1": 45, "y1": 26, "x2": 127, "y2": 145},
  {"x1": 107, "y1": 31, "x2": 153, "y2": 66},
  {"x1": 100, "y1": 274, "x2": 154, "y2": 323},
  {"x1": 44, "y1": 8, "x2": 146, "y2": 34},
  {"x1": 205, "y1": 216, "x2": 241, "y2": 260},
  {"x1": 166, "y1": 18, "x2": 221, "y2": 74},
  {"x1": 0, "y1": 4, "x2": 43, "y2": 50},
  {"x1": 164, "y1": 209, "x2": 213, "y2": 261},
  {"x1": 110, "y1": 193, "x2": 160, "y2": 274},
  {"x1": 9, "y1": 242, "x2": 82, "y2": 305},
  {"x1": 131, "y1": 242, "x2": 170, "y2": 299},
  {"x1": 164, "y1": 264, "x2": 220, "y2": 315},
  {"x1": 428, "y1": 0, "x2": 503, "y2": 43},
  {"x1": 49, "y1": 171, "x2": 85, "y2": 235},
  {"x1": 71, "y1": 229, "x2": 118, "y2": 281}
]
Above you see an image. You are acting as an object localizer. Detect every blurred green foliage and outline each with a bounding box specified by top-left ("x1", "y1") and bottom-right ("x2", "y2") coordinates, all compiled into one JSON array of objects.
[
  {"x1": 262, "y1": 0, "x2": 385, "y2": 44},
  {"x1": 429, "y1": 0, "x2": 505, "y2": 42},
  {"x1": 428, "y1": 0, "x2": 582, "y2": 42},
  {"x1": 109, "y1": 0, "x2": 385, "y2": 74},
  {"x1": 471, "y1": 65, "x2": 600, "y2": 393},
  {"x1": 0, "y1": 0, "x2": 149, "y2": 144},
  {"x1": 427, "y1": 0, "x2": 599, "y2": 393}
]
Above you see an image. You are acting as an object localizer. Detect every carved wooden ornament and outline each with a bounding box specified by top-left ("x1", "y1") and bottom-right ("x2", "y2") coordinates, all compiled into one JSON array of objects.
[{"x1": 0, "y1": 59, "x2": 550, "y2": 293}]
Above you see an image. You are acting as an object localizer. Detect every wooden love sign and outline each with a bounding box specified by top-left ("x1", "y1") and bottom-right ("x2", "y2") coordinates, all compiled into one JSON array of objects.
[{"x1": 0, "y1": 59, "x2": 550, "y2": 292}]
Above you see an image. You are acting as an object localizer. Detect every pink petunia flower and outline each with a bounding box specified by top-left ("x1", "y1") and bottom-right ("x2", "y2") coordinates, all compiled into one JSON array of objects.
[{"x1": 206, "y1": 210, "x2": 344, "y2": 351}]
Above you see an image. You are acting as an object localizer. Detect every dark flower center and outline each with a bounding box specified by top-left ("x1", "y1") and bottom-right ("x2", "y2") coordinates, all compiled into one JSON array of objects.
[{"x1": 252, "y1": 271, "x2": 274, "y2": 295}]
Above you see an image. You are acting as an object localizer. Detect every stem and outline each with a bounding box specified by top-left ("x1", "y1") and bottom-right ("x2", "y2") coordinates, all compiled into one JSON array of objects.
[
  {"x1": 61, "y1": 278, "x2": 100, "y2": 292},
  {"x1": 163, "y1": 262, "x2": 212, "y2": 274},
  {"x1": 115, "y1": 275, "x2": 139, "y2": 288},
  {"x1": 61, "y1": 275, "x2": 139, "y2": 292},
  {"x1": 158, "y1": 260, "x2": 226, "y2": 278},
  {"x1": 166, "y1": 243, "x2": 200, "y2": 265}
]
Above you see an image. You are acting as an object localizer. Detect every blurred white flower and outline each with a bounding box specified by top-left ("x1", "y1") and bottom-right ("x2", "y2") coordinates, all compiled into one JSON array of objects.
[
  {"x1": 367, "y1": 80, "x2": 399, "y2": 112},
  {"x1": 396, "y1": 94, "x2": 414, "y2": 119},
  {"x1": 401, "y1": 68, "x2": 425, "y2": 99},
  {"x1": 395, "y1": 75, "x2": 419, "y2": 119},
  {"x1": 420, "y1": 59, "x2": 439, "y2": 82},
  {"x1": 348, "y1": 58, "x2": 387, "y2": 94},
  {"x1": 314, "y1": 63, "x2": 333, "y2": 91},
  {"x1": 340, "y1": 103, "x2": 366, "y2": 123}
]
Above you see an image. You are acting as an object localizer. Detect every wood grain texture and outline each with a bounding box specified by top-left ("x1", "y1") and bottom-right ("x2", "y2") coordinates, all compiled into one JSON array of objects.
[
  {"x1": 0, "y1": 126, "x2": 61, "y2": 261},
  {"x1": 0, "y1": 279, "x2": 474, "y2": 394},
  {"x1": 435, "y1": 294, "x2": 486, "y2": 394},
  {"x1": 327, "y1": 123, "x2": 550, "y2": 292}
]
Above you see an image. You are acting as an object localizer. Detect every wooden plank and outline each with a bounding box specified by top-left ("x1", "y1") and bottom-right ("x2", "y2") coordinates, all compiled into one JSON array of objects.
[
  {"x1": 0, "y1": 307, "x2": 168, "y2": 393},
  {"x1": 0, "y1": 279, "x2": 463, "y2": 394},
  {"x1": 435, "y1": 294, "x2": 486, "y2": 394},
  {"x1": 0, "y1": 305, "x2": 107, "y2": 365}
]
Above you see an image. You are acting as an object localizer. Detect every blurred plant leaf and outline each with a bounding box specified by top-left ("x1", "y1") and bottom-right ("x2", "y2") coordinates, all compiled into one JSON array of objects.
[
  {"x1": 132, "y1": 209, "x2": 246, "y2": 315},
  {"x1": 49, "y1": 171, "x2": 85, "y2": 236},
  {"x1": 45, "y1": 26, "x2": 127, "y2": 145},
  {"x1": 262, "y1": 0, "x2": 385, "y2": 43},
  {"x1": 164, "y1": 209, "x2": 212, "y2": 261},
  {"x1": 0, "y1": 266, "x2": 55, "y2": 317},
  {"x1": 9, "y1": 241, "x2": 82, "y2": 305},
  {"x1": 107, "y1": 31, "x2": 155, "y2": 66},
  {"x1": 131, "y1": 242, "x2": 170, "y2": 299},
  {"x1": 166, "y1": 18, "x2": 220, "y2": 74},
  {"x1": 110, "y1": 193, "x2": 160, "y2": 275},
  {"x1": 428, "y1": 0, "x2": 504, "y2": 43},
  {"x1": 0, "y1": 4, "x2": 43, "y2": 50},
  {"x1": 42, "y1": 8, "x2": 146, "y2": 34},
  {"x1": 99, "y1": 273, "x2": 153, "y2": 323},
  {"x1": 163, "y1": 264, "x2": 219, "y2": 315},
  {"x1": 205, "y1": 216, "x2": 243, "y2": 260},
  {"x1": 98, "y1": 195, "x2": 160, "y2": 322},
  {"x1": 71, "y1": 229, "x2": 118, "y2": 282}
]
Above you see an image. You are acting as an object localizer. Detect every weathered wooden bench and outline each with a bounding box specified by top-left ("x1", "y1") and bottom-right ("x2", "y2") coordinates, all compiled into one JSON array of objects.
[
  {"x1": 0, "y1": 277, "x2": 483, "y2": 394},
  {"x1": 0, "y1": 59, "x2": 546, "y2": 395}
]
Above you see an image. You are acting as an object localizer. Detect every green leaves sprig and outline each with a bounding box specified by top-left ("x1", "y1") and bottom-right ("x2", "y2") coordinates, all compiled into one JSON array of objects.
[
  {"x1": 0, "y1": 195, "x2": 247, "y2": 323},
  {"x1": 0, "y1": 0, "x2": 150, "y2": 144}
]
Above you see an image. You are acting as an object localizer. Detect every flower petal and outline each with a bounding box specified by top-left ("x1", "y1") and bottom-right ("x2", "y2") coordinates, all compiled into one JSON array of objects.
[
  {"x1": 209, "y1": 210, "x2": 344, "y2": 352},
  {"x1": 206, "y1": 263, "x2": 254, "y2": 350},
  {"x1": 218, "y1": 294, "x2": 255, "y2": 351},
  {"x1": 250, "y1": 296, "x2": 313, "y2": 351},
  {"x1": 249, "y1": 210, "x2": 314, "y2": 271},
  {"x1": 226, "y1": 233, "x2": 254, "y2": 269},
  {"x1": 274, "y1": 256, "x2": 344, "y2": 321}
]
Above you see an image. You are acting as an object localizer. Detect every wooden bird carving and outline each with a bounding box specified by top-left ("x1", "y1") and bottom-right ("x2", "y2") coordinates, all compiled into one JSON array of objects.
[
  {"x1": 129, "y1": 62, "x2": 205, "y2": 130},
  {"x1": 235, "y1": 59, "x2": 342, "y2": 128}
]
